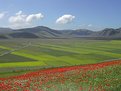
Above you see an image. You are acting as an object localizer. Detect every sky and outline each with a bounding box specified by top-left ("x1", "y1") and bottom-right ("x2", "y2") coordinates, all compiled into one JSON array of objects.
[{"x1": 0, "y1": 0, "x2": 121, "y2": 30}]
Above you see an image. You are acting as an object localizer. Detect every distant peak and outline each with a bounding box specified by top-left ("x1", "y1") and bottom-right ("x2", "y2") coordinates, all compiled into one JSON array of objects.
[
  {"x1": 35, "y1": 26, "x2": 49, "y2": 29},
  {"x1": 103, "y1": 28, "x2": 115, "y2": 30}
]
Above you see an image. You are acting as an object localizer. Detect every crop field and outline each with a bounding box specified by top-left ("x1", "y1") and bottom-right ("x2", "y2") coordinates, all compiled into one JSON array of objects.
[
  {"x1": 0, "y1": 39, "x2": 121, "y2": 77},
  {"x1": 0, "y1": 60, "x2": 121, "y2": 91},
  {"x1": 0, "y1": 39, "x2": 121, "y2": 91}
]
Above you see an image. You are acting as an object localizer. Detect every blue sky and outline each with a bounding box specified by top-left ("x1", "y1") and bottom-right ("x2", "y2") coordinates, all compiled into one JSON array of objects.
[{"x1": 0, "y1": 0, "x2": 121, "y2": 30}]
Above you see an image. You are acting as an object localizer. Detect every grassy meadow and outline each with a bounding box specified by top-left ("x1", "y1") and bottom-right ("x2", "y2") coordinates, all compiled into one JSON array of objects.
[{"x1": 0, "y1": 39, "x2": 121, "y2": 77}]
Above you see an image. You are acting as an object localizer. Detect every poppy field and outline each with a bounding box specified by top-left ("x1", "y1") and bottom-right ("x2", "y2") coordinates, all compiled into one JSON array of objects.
[
  {"x1": 0, "y1": 39, "x2": 121, "y2": 90},
  {"x1": 0, "y1": 60, "x2": 121, "y2": 91}
]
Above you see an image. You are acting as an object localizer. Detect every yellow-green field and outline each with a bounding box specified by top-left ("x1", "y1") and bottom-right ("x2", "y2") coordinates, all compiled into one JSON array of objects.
[{"x1": 0, "y1": 39, "x2": 121, "y2": 68}]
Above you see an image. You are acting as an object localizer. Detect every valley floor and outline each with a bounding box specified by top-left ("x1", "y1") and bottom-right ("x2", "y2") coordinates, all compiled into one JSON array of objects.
[{"x1": 0, "y1": 39, "x2": 121, "y2": 77}]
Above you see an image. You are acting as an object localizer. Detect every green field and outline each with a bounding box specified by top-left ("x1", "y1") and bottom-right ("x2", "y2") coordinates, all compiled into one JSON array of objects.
[
  {"x1": 0, "y1": 39, "x2": 121, "y2": 77},
  {"x1": 0, "y1": 39, "x2": 121, "y2": 67}
]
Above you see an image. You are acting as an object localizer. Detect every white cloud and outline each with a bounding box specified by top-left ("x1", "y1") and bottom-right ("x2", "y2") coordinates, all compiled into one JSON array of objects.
[
  {"x1": 0, "y1": 13, "x2": 5, "y2": 19},
  {"x1": 56, "y1": 14, "x2": 75, "y2": 24},
  {"x1": 8, "y1": 11, "x2": 44, "y2": 29},
  {"x1": 9, "y1": 11, "x2": 27, "y2": 24},
  {"x1": 26, "y1": 13, "x2": 44, "y2": 23},
  {"x1": 16, "y1": 11, "x2": 22, "y2": 15}
]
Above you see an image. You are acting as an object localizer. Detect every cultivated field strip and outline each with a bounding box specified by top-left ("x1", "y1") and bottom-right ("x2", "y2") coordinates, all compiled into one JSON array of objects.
[{"x1": 0, "y1": 39, "x2": 121, "y2": 68}]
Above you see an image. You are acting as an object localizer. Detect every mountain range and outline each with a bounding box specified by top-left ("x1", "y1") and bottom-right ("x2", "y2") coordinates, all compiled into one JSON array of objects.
[{"x1": 0, "y1": 26, "x2": 121, "y2": 39}]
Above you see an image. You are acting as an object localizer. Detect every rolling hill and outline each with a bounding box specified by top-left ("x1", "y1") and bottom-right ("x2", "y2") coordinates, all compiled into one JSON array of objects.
[{"x1": 0, "y1": 26, "x2": 121, "y2": 39}]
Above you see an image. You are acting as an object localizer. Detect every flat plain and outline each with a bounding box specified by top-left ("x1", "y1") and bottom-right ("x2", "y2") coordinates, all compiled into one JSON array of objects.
[{"x1": 0, "y1": 39, "x2": 121, "y2": 77}]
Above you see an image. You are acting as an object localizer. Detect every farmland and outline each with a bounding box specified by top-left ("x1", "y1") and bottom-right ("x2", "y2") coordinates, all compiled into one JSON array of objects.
[
  {"x1": 0, "y1": 39, "x2": 121, "y2": 91},
  {"x1": 0, "y1": 60, "x2": 121, "y2": 91},
  {"x1": 0, "y1": 39, "x2": 121, "y2": 77}
]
